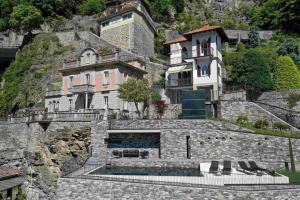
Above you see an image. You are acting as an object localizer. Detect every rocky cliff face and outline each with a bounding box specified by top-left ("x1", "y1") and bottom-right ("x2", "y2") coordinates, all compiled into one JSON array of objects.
[{"x1": 0, "y1": 122, "x2": 92, "y2": 199}]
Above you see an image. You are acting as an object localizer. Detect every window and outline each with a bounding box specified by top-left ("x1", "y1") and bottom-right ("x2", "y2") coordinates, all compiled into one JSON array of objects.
[
  {"x1": 86, "y1": 53, "x2": 90, "y2": 64},
  {"x1": 122, "y1": 12, "x2": 132, "y2": 20},
  {"x1": 182, "y1": 47, "x2": 188, "y2": 60},
  {"x1": 196, "y1": 40, "x2": 201, "y2": 57},
  {"x1": 102, "y1": 20, "x2": 109, "y2": 27},
  {"x1": 202, "y1": 65, "x2": 209, "y2": 76},
  {"x1": 104, "y1": 71, "x2": 109, "y2": 85},
  {"x1": 86, "y1": 74, "x2": 90, "y2": 85},
  {"x1": 69, "y1": 99, "x2": 73, "y2": 111},
  {"x1": 124, "y1": 73, "x2": 128, "y2": 81},
  {"x1": 201, "y1": 40, "x2": 207, "y2": 55},
  {"x1": 69, "y1": 76, "x2": 73, "y2": 88},
  {"x1": 197, "y1": 64, "x2": 201, "y2": 77},
  {"x1": 104, "y1": 96, "x2": 109, "y2": 106}
]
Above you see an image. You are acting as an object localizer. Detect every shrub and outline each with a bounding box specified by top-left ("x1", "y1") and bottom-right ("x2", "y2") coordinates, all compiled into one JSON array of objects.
[
  {"x1": 273, "y1": 121, "x2": 291, "y2": 131},
  {"x1": 278, "y1": 38, "x2": 300, "y2": 65},
  {"x1": 273, "y1": 56, "x2": 300, "y2": 91},
  {"x1": 247, "y1": 26, "x2": 260, "y2": 48},
  {"x1": 231, "y1": 49, "x2": 273, "y2": 98},
  {"x1": 151, "y1": 90, "x2": 161, "y2": 103},
  {"x1": 287, "y1": 93, "x2": 300, "y2": 108},
  {"x1": 236, "y1": 115, "x2": 249, "y2": 125},
  {"x1": 78, "y1": 0, "x2": 105, "y2": 16},
  {"x1": 254, "y1": 119, "x2": 269, "y2": 129}
]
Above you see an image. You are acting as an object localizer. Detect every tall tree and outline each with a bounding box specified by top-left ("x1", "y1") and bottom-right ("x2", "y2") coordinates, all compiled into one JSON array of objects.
[
  {"x1": 9, "y1": 4, "x2": 43, "y2": 34},
  {"x1": 247, "y1": 26, "x2": 260, "y2": 48},
  {"x1": 118, "y1": 79, "x2": 150, "y2": 118},
  {"x1": 231, "y1": 50, "x2": 273, "y2": 98},
  {"x1": 273, "y1": 56, "x2": 300, "y2": 91}
]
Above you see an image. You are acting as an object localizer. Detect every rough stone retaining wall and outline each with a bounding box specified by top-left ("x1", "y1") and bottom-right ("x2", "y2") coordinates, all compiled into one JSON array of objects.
[
  {"x1": 91, "y1": 120, "x2": 300, "y2": 170},
  {"x1": 220, "y1": 101, "x2": 299, "y2": 132},
  {"x1": 56, "y1": 177, "x2": 300, "y2": 200},
  {"x1": 0, "y1": 121, "x2": 93, "y2": 200}
]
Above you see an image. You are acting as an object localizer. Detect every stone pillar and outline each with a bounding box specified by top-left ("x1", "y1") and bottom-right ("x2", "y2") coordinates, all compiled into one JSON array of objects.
[{"x1": 85, "y1": 92, "x2": 88, "y2": 110}]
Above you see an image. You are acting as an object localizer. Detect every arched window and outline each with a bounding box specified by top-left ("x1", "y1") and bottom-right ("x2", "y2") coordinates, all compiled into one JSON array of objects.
[
  {"x1": 207, "y1": 38, "x2": 211, "y2": 56},
  {"x1": 182, "y1": 47, "x2": 188, "y2": 60},
  {"x1": 201, "y1": 40, "x2": 207, "y2": 56},
  {"x1": 196, "y1": 40, "x2": 201, "y2": 57}
]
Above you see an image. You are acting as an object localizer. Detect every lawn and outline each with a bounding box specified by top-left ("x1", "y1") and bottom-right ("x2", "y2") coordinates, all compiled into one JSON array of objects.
[{"x1": 277, "y1": 169, "x2": 300, "y2": 184}]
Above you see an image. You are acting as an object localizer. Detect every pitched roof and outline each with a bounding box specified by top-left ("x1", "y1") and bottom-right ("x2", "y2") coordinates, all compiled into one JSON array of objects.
[
  {"x1": 0, "y1": 177, "x2": 25, "y2": 192},
  {"x1": 0, "y1": 168, "x2": 20, "y2": 180},
  {"x1": 184, "y1": 25, "x2": 229, "y2": 41},
  {"x1": 184, "y1": 25, "x2": 222, "y2": 35},
  {"x1": 163, "y1": 36, "x2": 188, "y2": 45}
]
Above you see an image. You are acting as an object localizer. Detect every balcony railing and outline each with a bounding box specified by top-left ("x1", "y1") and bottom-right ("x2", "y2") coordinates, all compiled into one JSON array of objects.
[
  {"x1": 46, "y1": 90, "x2": 62, "y2": 97},
  {"x1": 63, "y1": 52, "x2": 119, "y2": 69},
  {"x1": 166, "y1": 78, "x2": 193, "y2": 87},
  {"x1": 69, "y1": 84, "x2": 95, "y2": 93}
]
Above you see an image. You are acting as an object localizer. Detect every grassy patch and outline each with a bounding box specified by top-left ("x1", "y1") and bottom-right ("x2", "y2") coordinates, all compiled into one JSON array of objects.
[
  {"x1": 218, "y1": 118, "x2": 300, "y2": 139},
  {"x1": 277, "y1": 169, "x2": 300, "y2": 184}
]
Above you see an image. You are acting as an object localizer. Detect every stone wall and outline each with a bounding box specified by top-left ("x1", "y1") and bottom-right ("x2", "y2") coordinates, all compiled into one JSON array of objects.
[
  {"x1": 0, "y1": 121, "x2": 93, "y2": 200},
  {"x1": 256, "y1": 89, "x2": 300, "y2": 128},
  {"x1": 220, "y1": 101, "x2": 299, "y2": 132},
  {"x1": 91, "y1": 120, "x2": 300, "y2": 170},
  {"x1": 56, "y1": 177, "x2": 300, "y2": 200}
]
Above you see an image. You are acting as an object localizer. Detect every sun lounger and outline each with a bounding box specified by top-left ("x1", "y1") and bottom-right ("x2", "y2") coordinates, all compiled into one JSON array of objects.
[
  {"x1": 209, "y1": 161, "x2": 219, "y2": 174},
  {"x1": 222, "y1": 160, "x2": 232, "y2": 175},
  {"x1": 238, "y1": 161, "x2": 255, "y2": 173},
  {"x1": 248, "y1": 161, "x2": 278, "y2": 176}
]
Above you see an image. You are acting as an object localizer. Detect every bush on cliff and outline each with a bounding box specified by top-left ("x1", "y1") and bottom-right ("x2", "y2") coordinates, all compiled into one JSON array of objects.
[
  {"x1": 231, "y1": 50, "x2": 273, "y2": 98},
  {"x1": 273, "y1": 56, "x2": 300, "y2": 91},
  {"x1": 78, "y1": 0, "x2": 105, "y2": 16}
]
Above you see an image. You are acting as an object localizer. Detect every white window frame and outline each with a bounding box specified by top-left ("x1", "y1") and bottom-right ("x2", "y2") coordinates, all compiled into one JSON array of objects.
[{"x1": 104, "y1": 71, "x2": 109, "y2": 85}]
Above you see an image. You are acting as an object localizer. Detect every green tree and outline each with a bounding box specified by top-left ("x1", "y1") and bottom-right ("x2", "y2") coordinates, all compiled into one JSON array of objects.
[
  {"x1": 247, "y1": 26, "x2": 260, "y2": 48},
  {"x1": 147, "y1": 0, "x2": 172, "y2": 20},
  {"x1": 118, "y1": 79, "x2": 150, "y2": 118},
  {"x1": 273, "y1": 56, "x2": 300, "y2": 90},
  {"x1": 9, "y1": 4, "x2": 43, "y2": 34},
  {"x1": 78, "y1": 0, "x2": 105, "y2": 15},
  {"x1": 231, "y1": 50, "x2": 273, "y2": 98},
  {"x1": 172, "y1": 0, "x2": 185, "y2": 13},
  {"x1": 176, "y1": 12, "x2": 202, "y2": 32},
  {"x1": 278, "y1": 38, "x2": 300, "y2": 65},
  {"x1": 253, "y1": 0, "x2": 300, "y2": 33}
]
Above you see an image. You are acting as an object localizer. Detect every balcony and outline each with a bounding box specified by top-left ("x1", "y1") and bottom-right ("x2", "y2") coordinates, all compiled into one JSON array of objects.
[
  {"x1": 166, "y1": 78, "x2": 193, "y2": 88},
  {"x1": 69, "y1": 84, "x2": 95, "y2": 94},
  {"x1": 45, "y1": 90, "x2": 62, "y2": 97},
  {"x1": 62, "y1": 52, "x2": 119, "y2": 70}
]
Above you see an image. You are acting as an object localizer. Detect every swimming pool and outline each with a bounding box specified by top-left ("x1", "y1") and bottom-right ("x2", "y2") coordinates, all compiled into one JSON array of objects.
[{"x1": 89, "y1": 166, "x2": 202, "y2": 177}]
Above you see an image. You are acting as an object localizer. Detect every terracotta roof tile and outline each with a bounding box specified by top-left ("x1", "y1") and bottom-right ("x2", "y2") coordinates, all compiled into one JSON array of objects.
[
  {"x1": 185, "y1": 24, "x2": 229, "y2": 41},
  {"x1": 163, "y1": 36, "x2": 188, "y2": 45},
  {"x1": 0, "y1": 168, "x2": 20, "y2": 180}
]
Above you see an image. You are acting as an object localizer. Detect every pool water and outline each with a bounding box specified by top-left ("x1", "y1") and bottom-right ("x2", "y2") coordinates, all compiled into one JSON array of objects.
[{"x1": 90, "y1": 166, "x2": 202, "y2": 177}]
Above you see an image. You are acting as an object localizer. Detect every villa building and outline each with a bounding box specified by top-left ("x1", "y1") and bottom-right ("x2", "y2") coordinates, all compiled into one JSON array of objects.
[
  {"x1": 44, "y1": 0, "x2": 159, "y2": 113},
  {"x1": 45, "y1": 47, "x2": 147, "y2": 113},
  {"x1": 164, "y1": 25, "x2": 228, "y2": 115}
]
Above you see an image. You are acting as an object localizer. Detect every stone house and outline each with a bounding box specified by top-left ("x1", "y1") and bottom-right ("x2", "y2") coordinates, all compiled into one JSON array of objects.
[
  {"x1": 45, "y1": 47, "x2": 147, "y2": 112},
  {"x1": 164, "y1": 25, "x2": 228, "y2": 114},
  {"x1": 99, "y1": 0, "x2": 156, "y2": 57}
]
